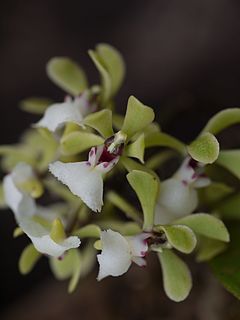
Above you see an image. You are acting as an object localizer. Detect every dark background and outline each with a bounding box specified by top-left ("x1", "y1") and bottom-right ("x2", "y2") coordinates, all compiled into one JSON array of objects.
[{"x1": 1, "y1": 1, "x2": 240, "y2": 319}]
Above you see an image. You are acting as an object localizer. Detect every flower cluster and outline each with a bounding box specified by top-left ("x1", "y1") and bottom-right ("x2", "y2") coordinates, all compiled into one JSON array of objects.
[{"x1": 1, "y1": 43, "x2": 240, "y2": 301}]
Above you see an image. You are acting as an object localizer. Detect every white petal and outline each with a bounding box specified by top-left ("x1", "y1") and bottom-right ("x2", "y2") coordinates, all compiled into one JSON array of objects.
[
  {"x1": 35, "y1": 99, "x2": 85, "y2": 132},
  {"x1": 36, "y1": 203, "x2": 69, "y2": 227},
  {"x1": 12, "y1": 162, "x2": 36, "y2": 185},
  {"x1": 131, "y1": 256, "x2": 147, "y2": 267},
  {"x1": 155, "y1": 178, "x2": 198, "y2": 221},
  {"x1": 127, "y1": 234, "x2": 149, "y2": 257},
  {"x1": 97, "y1": 230, "x2": 132, "y2": 280},
  {"x1": 19, "y1": 216, "x2": 80, "y2": 257},
  {"x1": 3, "y1": 174, "x2": 36, "y2": 220},
  {"x1": 49, "y1": 161, "x2": 103, "y2": 212},
  {"x1": 193, "y1": 177, "x2": 211, "y2": 188},
  {"x1": 174, "y1": 158, "x2": 195, "y2": 184}
]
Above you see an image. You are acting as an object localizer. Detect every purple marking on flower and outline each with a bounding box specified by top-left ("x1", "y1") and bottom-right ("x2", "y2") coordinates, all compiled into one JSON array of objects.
[
  {"x1": 182, "y1": 180, "x2": 188, "y2": 186},
  {"x1": 103, "y1": 162, "x2": 109, "y2": 168},
  {"x1": 188, "y1": 158, "x2": 198, "y2": 170},
  {"x1": 86, "y1": 161, "x2": 91, "y2": 166},
  {"x1": 140, "y1": 251, "x2": 146, "y2": 257}
]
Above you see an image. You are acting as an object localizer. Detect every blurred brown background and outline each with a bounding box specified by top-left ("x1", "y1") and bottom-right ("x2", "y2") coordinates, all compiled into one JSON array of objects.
[{"x1": 1, "y1": 0, "x2": 240, "y2": 319}]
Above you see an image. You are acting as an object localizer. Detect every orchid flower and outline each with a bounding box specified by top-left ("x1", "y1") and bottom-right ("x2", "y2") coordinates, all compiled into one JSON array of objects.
[
  {"x1": 154, "y1": 157, "x2": 210, "y2": 225},
  {"x1": 3, "y1": 163, "x2": 80, "y2": 257},
  {"x1": 97, "y1": 229, "x2": 149, "y2": 280},
  {"x1": 35, "y1": 92, "x2": 96, "y2": 133},
  {"x1": 49, "y1": 133, "x2": 125, "y2": 212},
  {"x1": 49, "y1": 145, "x2": 120, "y2": 213}
]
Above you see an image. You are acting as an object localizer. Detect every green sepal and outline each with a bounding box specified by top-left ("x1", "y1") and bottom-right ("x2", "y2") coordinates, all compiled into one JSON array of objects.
[
  {"x1": 216, "y1": 150, "x2": 240, "y2": 179},
  {"x1": 88, "y1": 44, "x2": 125, "y2": 103},
  {"x1": 187, "y1": 132, "x2": 219, "y2": 164},
  {"x1": 198, "y1": 182, "x2": 233, "y2": 208},
  {"x1": 175, "y1": 213, "x2": 229, "y2": 242},
  {"x1": 19, "y1": 244, "x2": 41, "y2": 275},
  {"x1": 121, "y1": 96, "x2": 155, "y2": 139},
  {"x1": 200, "y1": 108, "x2": 240, "y2": 136},
  {"x1": 156, "y1": 225, "x2": 197, "y2": 254},
  {"x1": 106, "y1": 191, "x2": 142, "y2": 223},
  {"x1": 127, "y1": 170, "x2": 159, "y2": 231},
  {"x1": 196, "y1": 236, "x2": 227, "y2": 262},
  {"x1": 112, "y1": 114, "x2": 124, "y2": 130},
  {"x1": 17, "y1": 178, "x2": 44, "y2": 199},
  {"x1": 13, "y1": 227, "x2": 24, "y2": 238},
  {"x1": 0, "y1": 146, "x2": 37, "y2": 171},
  {"x1": 145, "y1": 132, "x2": 186, "y2": 155},
  {"x1": 158, "y1": 249, "x2": 192, "y2": 302},
  {"x1": 50, "y1": 218, "x2": 66, "y2": 243},
  {"x1": 60, "y1": 131, "x2": 104, "y2": 156},
  {"x1": 216, "y1": 192, "x2": 240, "y2": 220},
  {"x1": 73, "y1": 224, "x2": 101, "y2": 238},
  {"x1": 47, "y1": 57, "x2": 88, "y2": 96},
  {"x1": 84, "y1": 109, "x2": 114, "y2": 138},
  {"x1": 20, "y1": 97, "x2": 52, "y2": 114},
  {"x1": 50, "y1": 249, "x2": 81, "y2": 293},
  {"x1": 125, "y1": 133, "x2": 145, "y2": 163}
]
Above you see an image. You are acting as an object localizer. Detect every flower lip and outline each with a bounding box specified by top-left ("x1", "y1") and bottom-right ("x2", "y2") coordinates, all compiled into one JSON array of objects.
[{"x1": 98, "y1": 135, "x2": 124, "y2": 163}]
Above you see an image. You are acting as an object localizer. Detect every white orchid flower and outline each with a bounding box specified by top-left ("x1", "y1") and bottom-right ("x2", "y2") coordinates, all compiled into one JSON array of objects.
[
  {"x1": 35, "y1": 92, "x2": 96, "y2": 133},
  {"x1": 49, "y1": 144, "x2": 120, "y2": 213},
  {"x1": 97, "y1": 229, "x2": 149, "y2": 280},
  {"x1": 154, "y1": 157, "x2": 210, "y2": 225},
  {"x1": 3, "y1": 163, "x2": 80, "y2": 257}
]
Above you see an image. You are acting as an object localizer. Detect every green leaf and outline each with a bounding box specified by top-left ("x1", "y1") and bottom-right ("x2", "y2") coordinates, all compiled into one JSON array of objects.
[
  {"x1": 201, "y1": 108, "x2": 240, "y2": 136},
  {"x1": 60, "y1": 131, "x2": 104, "y2": 156},
  {"x1": 158, "y1": 225, "x2": 197, "y2": 254},
  {"x1": 106, "y1": 191, "x2": 142, "y2": 223},
  {"x1": 89, "y1": 44, "x2": 125, "y2": 103},
  {"x1": 158, "y1": 249, "x2": 192, "y2": 302},
  {"x1": 187, "y1": 132, "x2": 219, "y2": 164},
  {"x1": 47, "y1": 57, "x2": 88, "y2": 96},
  {"x1": 84, "y1": 109, "x2": 114, "y2": 138},
  {"x1": 20, "y1": 97, "x2": 52, "y2": 114},
  {"x1": 121, "y1": 96, "x2": 155, "y2": 139},
  {"x1": 125, "y1": 133, "x2": 145, "y2": 163},
  {"x1": 127, "y1": 170, "x2": 159, "y2": 231},
  {"x1": 175, "y1": 213, "x2": 230, "y2": 242},
  {"x1": 19, "y1": 244, "x2": 41, "y2": 274},
  {"x1": 50, "y1": 249, "x2": 81, "y2": 293},
  {"x1": 73, "y1": 224, "x2": 101, "y2": 238},
  {"x1": 209, "y1": 223, "x2": 240, "y2": 299},
  {"x1": 216, "y1": 150, "x2": 240, "y2": 179},
  {"x1": 196, "y1": 236, "x2": 227, "y2": 262},
  {"x1": 145, "y1": 132, "x2": 186, "y2": 155}
]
